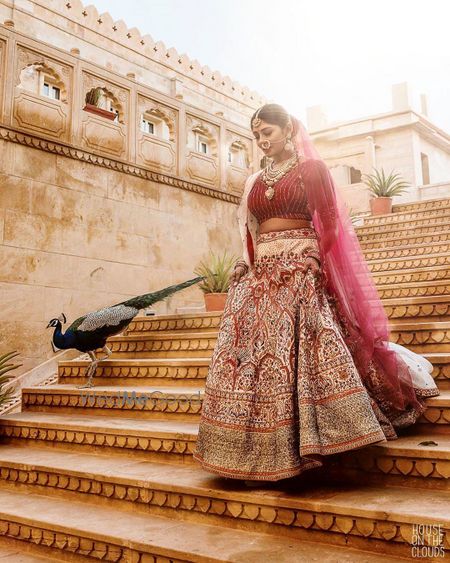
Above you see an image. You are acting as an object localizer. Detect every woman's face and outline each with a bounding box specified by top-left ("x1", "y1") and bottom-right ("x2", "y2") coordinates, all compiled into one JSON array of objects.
[{"x1": 251, "y1": 119, "x2": 291, "y2": 158}]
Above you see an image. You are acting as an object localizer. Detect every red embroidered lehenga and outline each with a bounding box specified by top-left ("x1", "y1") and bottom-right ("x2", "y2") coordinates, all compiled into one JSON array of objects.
[{"x1": 193, "y1": 123, "x2": 440, "y2": 482}]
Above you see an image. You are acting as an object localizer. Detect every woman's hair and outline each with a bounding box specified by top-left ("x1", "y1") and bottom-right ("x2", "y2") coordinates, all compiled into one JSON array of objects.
[{"x1": 250, "y1": 103, "x2": 299, "y2": 138}]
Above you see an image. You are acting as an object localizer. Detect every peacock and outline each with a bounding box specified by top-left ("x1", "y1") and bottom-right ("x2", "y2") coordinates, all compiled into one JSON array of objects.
[{"x1": 46, "y1": 276, "x2": 206, "y2": 389}]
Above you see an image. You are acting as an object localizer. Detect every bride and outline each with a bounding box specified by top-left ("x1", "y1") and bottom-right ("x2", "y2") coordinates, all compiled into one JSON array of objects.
[{"x1": 193, "y1": 103, "x2": 439, "y2": 484}]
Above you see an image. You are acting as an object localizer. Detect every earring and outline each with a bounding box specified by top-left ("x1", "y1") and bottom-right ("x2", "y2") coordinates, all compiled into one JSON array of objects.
[{"x1": 285, "y1": 137, "x2": 293, "y2": 152}]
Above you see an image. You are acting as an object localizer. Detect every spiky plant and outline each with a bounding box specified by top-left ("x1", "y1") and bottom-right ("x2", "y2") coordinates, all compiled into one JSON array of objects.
[
  {"x1": 194, "y1": 251, "x2": 238, "y2": 294},
  {"x1": 85, "y1": 87, "x2": 103, "y2": 107},
  {"x1": 361, "y1": 167, "x2": 410, "y2": 198},
  {"x1": 0, "y1": 351, "x2": 22, "y2": 409}
]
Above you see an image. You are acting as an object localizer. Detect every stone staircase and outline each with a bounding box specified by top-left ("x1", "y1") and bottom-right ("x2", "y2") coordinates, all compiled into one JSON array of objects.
[{"x1": 0, "y1": 198, "x2": 449, "y2": 561}]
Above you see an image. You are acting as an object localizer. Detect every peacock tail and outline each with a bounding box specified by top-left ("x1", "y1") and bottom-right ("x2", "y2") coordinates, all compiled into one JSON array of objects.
[
  {"x1": 118, "y1": 276, "x2": 205, "y2": 310},
  {"x1": 65, "y1": 276, "x2": 205, "y2": 336}
]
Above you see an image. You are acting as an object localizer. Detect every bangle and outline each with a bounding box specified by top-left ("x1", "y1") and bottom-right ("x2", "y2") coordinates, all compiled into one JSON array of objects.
[{"x1": 235, "y1": 260, "x2": 249, "y2": 272}]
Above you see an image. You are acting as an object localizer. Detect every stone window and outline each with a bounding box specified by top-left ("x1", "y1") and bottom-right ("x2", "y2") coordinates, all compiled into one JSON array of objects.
[
  {"x1": 84, "y1": 87, "x2": 122, "y2": 123},
  {"x1": 421, "y1": 152, "x2": 430, "y2": 184},
  {"x1": 139, "y1": 111, "x2": 170, "y2": 139},
  {"x1": 18, "y1": 64, "x2": 66, "y2": 102},
  {"x1": 228, "y1": 141, "x2": 247, "y2": 168},
  {"x1": 197, "y1": 134, "x2": 209, "y2": 155}
]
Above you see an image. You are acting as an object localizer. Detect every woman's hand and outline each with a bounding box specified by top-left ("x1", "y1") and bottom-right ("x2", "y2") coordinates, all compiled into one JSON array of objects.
[
  {"x1": 229, "y1": 263, "x2": 248, "y2": 286},
  {"x1": 302, "y1": 256, "x2": 321, "y2": 279}
]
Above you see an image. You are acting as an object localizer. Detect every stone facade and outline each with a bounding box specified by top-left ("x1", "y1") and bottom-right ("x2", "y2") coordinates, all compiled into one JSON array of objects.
[
  {"x1": 306, "y1": 83, "x2": 450, "y2": 208},
  {"x1": 0, "y1": 0, "x2": 266, "y2": 377}
]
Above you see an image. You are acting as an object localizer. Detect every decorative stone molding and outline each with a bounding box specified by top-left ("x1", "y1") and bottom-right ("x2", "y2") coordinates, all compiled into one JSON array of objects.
[
  {"x1": 0, "y1": 125, "x2": 241, "y2": 204},
  {"x1": 0, "y1": 464, "x2": 447, "y2": 553},
  {"x1": 16, "y1": 45, "x2": 72, "y2": 101},
  {"x1": 125, "y1": 313, "x2": 222, "y2": 333},
  {"x1": 0, "y1": 422, "x2": 197, "y2": 457},
  {"x1": 107, "y1": 333, "x2": 217, "y2": 356},
  {"x1": 0, "y1": 518, "x2": 125, "y2": 561},
  {"x1": 22, "y1": 387, "x2": 203, "y2": 418},
  {"x1": 58, "y1": 362, "x2": 210, "y2": 383},
  {"x1": 360, "y1": 231, "x2": 450, "y2": 250}
]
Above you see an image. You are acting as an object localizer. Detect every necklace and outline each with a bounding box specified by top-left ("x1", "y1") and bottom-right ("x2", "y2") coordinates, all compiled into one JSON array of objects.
[{"x1": 261, "y1": 152, "x2": 299, "y2": 200}]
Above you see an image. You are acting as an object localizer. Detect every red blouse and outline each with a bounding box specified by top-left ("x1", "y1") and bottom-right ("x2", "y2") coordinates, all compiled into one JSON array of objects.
[{"x1": 247, "y1": 161, "x2": 312, "y2": 223}]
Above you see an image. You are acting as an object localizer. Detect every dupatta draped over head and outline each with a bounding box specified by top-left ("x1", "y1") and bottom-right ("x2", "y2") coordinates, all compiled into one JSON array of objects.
[{"x1": 236, "y1": 116, "x2": 423, "y2": 415}]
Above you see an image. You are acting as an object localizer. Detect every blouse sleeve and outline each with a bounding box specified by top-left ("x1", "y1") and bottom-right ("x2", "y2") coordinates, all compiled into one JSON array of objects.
[{"x1": 302, "y1": 158, "x2": 339, "y2": 254}]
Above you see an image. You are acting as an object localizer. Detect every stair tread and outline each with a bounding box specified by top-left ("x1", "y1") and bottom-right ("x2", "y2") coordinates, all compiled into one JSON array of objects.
[
  {"x1": 22, "y1": 384, "x2": 205, "y2": 394},
  {"x1": 61, "y1": 358, "x2": 212, "y2": 365},
  {"x1": 0, "y1": 444, "x2": 448, "y2": 523},
  {"x1": 3, "y1": 408, "x2": 449, "y2": 435},
  {"x1": 0, "y1": 488, "x2": 411, "y2": 562},
  {"x1": 0, "y1": 411, "x2": 199, "y2": 435}
]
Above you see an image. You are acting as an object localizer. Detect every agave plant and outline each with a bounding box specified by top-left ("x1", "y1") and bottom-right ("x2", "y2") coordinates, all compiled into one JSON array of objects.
[
  {"x1": 0, "y1": 351, "x2": 22, "y2": 409},
  {"x1": 361, "y1": 167, "x2": 410, "y2": 198},
  {"x1": 194, "y1": 251, "x2": 238, "y2": 294},
  {"x1": 85, "y1": 87, "x2": 103, "y2": 107}
]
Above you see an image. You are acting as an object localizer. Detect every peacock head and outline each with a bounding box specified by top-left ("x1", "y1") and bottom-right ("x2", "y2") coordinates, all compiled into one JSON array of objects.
[{"x1": 46, "y1": 312, "x2": 66, "y2": 329}]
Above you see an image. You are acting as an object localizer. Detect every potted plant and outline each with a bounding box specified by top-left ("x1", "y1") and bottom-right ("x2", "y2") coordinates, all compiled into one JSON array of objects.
[
  {"x1": 83, "y1": 87, "x2": 116, "y2": 121},
  {"x1": 194, "y1": 250, "x2": 238, "y2": 312},
  {"x1": 361, "y1": 167, "x2": 410, "y2": 215}
]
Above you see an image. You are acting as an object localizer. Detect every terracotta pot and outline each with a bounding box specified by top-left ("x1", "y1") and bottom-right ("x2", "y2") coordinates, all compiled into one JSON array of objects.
[
  {"x1": 204, "y1": 292, "x2": 228, "y2": 312},
  {"x1": 83, "y1": 103, "x2": 116, "y2": 121},
  {"x1": 369, "y1": 196, "x2": 393, "y2": 215}
]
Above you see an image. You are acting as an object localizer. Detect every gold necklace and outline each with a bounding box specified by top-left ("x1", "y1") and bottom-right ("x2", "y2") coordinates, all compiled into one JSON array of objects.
[{"x1": 262, "y1": 152, "x2": 299, "y2": 200}]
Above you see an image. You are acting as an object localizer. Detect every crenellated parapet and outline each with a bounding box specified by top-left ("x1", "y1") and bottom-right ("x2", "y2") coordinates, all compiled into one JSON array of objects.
[{"x1": 0, "y1": 0, "x2": 267, "y2": 198}]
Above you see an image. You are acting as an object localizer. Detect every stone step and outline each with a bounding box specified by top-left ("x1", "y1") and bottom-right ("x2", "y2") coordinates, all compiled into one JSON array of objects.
[
  {"x1": 366, "y1": 251, "x2": 450, "y2": 274},
  {"x1": 359, "y1": 228, "x2": 450, "y2": 251},
  {"x1": 19, "y1": 383, "x2": 449, "y2": 430},
  {"x1": 104, "y1": 322, "x2": 450, "y2": 356},
  {"x1": 373, "y1": 264, "x2": 449, "y2": 289},
  {"x1": 58, "y1": 357, "x2": 211, "y2": 386},
  {"x1": 356, "y1": 211, "x2": 450, "y2": 235},
  {"x1": 377, "y1": 277, "x2": 450, "y2": 301},
  {"x1": 0, "y1": 406, "x2": 448, "y2": 472},
  {"x1": 382, "y1": 294, "x2": 450, "y2": 323},
  {"x1": 0, "y1": 450, "x2": 444, "y2": 559},
  {"x1": 363, "y1": 240, "x2": 450, "y2": 262},
  {"x1": 390, "y1": 321, "x2": 450, "y2": 353},
  {"x1": 106, "y1": 331, "x2": 217, "y2": 358},
  {"x1": 423, "y1": 353, "x2": 450, "y2": 390},
  {"x1": 357, "y1": 220, "x2": 450, "y2": 242},
  {"x1": 125, "y1": 311, "x2": 221, "y2": 335},
  {"x1": 414, "y1": 390, "x2": 450, "y2": 433},
  {"x1": 392, "y1": 196, "x2": 450, "y2": 215},
  {"x1": 362, "y1": 204, "x2": 450, "y2": 230},
  {"x1": 55, "y1": 352, "x2": 450, "y2": 390},
  {"x1": 0, "y1": 412, "x2": 198, "y2": 462},
  {"x1": 0, "y1": 488, "x2": 404, "y2": 563},
  {"x1": 21, "y1": 384, "x2": 204, "y2": 422},
  {"x1": 328, "y1": 431, "x2": 450, "y2": 491}
]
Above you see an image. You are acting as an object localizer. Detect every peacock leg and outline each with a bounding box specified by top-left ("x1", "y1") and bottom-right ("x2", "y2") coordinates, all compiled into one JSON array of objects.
[
  {"x1": 77, "y1": 351, "x2": 98, "y2": 389},
  {"x1": 99, "y1": 345, "x2": 112, "y2": 361}
]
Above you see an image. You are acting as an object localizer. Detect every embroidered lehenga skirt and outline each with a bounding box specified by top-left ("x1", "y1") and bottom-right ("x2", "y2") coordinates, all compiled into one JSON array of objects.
[{"x1": 193, "y1": 227, "x2": 430, "y2": 481}]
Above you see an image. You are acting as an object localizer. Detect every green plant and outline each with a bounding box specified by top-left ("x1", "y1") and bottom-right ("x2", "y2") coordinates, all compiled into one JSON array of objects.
[
  {"x1": 361, "y1": 167, "x2": 410, "y2": 198},
  {"x1": 194, "y1": 251, "x2": 238, "y2": 293},
  {"x1": 85, "y1": 87, "x2": 103, "y2": 107},
  {"x1": 346, "y1": 206, "x2": 362, "y2": 226},
  {"x1": 0, "y1": 351, "x2": 22, "y2": 409}
]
